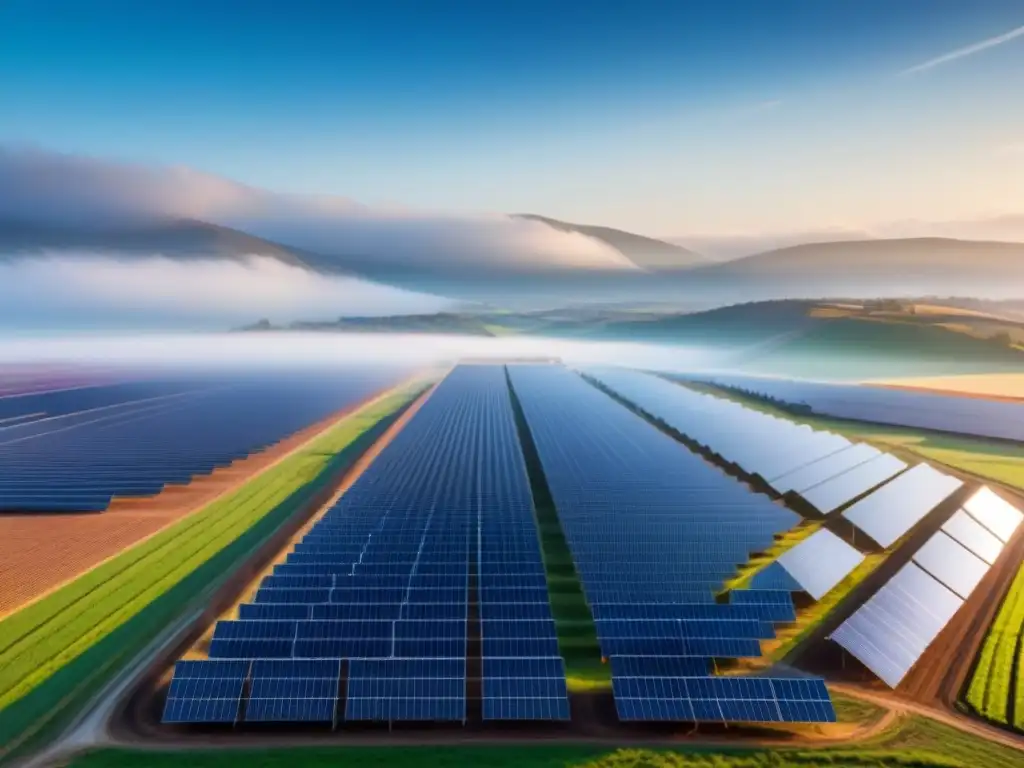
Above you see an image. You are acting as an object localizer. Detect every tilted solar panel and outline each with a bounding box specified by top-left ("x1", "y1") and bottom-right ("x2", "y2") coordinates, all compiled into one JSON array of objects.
[
  {"x1": 161, "y1": 659, "x2": 251, "y2": 724},
  {"x1": 775, "y1": 528, "x2": 865, "y2": 600},
  {"x1": 941, "y1": 509, "x2": 1005, "y2": 565},
  {"x1": 963, "y1": 487, "x2": 1024, "y2": 543},
  {"x1": 612, "y1": 675, "x2": 835, "y2": 723},
  {"x1": 911, "y1": 531, "x2": 991, "y2": 600},
  {"x1": 830, "y1": 561, "x2": 963, "y2": 688},
  {"x1": 841, "y1": 463, "x2": 964, "y2": 547},
  {"x1": 799, "y1": 454, "x2": 909, "y2": 514}
]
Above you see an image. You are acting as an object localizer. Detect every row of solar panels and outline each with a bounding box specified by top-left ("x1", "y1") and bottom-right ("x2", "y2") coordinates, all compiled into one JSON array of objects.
[
  {"x1": 0, "y1": 372, "x2": 405, "y2": 512},
  {"x1": 685, "y1": 372, "x2": 1024, "y2": 444},
  {"x1": 832, "y1": 486, "x2": 1024, "y2": 687},
  {"x1": 163, "y1": 657, "x2": 570, "y2": 724},
  {"x1": 583, "y1": 367, "x2": 910, "y2": 515},
  {"x1": 163, "y1": 365, "x2": 572, "y2": 723},
  {"x1": 748, "y1": 462, "x2": 969, "y2": 603},
  {"x1": 507, "y1": 365, "x2": 836, "y2": 723}
]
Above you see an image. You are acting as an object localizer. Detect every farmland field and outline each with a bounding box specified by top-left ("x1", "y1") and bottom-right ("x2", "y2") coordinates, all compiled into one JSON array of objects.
[
  {"x1": 0, "y1": 380, "x2": 426, "y2": 762},
  {"x1": 59, "y1": 713, "x2": 1024, "y2": 767},
  {"x1": 963, "y1": 559, "x2": 1024, "y2": 731}
]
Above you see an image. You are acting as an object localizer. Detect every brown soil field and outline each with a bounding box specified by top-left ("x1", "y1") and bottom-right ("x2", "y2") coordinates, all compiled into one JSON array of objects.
[{"x1": 0, "y1": 388, "x2": 389, "y2": 618}]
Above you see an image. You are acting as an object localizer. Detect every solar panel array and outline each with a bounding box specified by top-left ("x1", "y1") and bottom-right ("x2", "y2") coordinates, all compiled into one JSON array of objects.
[
  {"x1": 842, "y1": 463, "x2": 964, "y2": 547},
  {"x1": 583, "y1": 368, "x2": 905, "y2": 513},
  {"x1": 162, "y1": 364, "x2": 570, "y2": 725},
  {"x1": 685, "y1": 373, "x2": 1024, "y2": 444},
  {"x1": 772, "y1": 529, "x2": 865, "y2": 601},
  {"x1": 0, "y1": 372, "x2": 403, "y2": 512},
  {"x1": 831, "y1": 486, "x2": 1023, "y2": 687},
  {"x1": 508, "y1": 364, "x2": 835, "y2": 723}
]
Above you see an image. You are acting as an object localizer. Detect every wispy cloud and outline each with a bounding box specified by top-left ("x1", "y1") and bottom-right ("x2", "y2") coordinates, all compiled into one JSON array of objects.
[
  {"x1": 0, "y1": 254, "x2": 453, "y2": 329},
  {"x1": 900, "y1": 23, "x2": 1024, "y2": 75}
]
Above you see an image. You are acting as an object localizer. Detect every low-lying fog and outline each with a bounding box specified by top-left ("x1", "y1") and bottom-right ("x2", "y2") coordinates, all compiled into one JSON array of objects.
[{"x1": 0, "y1": 332, "x2": 713, "y2": 375}]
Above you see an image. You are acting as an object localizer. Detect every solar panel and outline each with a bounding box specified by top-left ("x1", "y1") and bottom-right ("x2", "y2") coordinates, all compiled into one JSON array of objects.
[
  {"x1": 0, "y1": 375, "x2": 399, "y2": 514},
  {"x1": 687, "y1": 372, "x2": 1024, "y2": 445},
  {"x1": 941, "y1": 509, "x2": 1006, "y2": 565},
  {"x1": 161, "y1": 659, "x2": 250, "y2": 724},
  {"x1": 610, "y1": 656, "x2": 710, "y2": 677},
  {"x1": 612, "y1": 675, "x2": 835, "y2": 723},
  {"x1": 770, "y1": 443, "x2": 881, "y2": 495},
  {"x1": 245, "y1": 659, "x2": 341, "y2": 723},
  {"x1": 799, "y1": 454, "x2": 909, "y2": 514},
  {"x1": 830, "y1": 561, "x2": 963, "y2": 687},
  {"x1": 345, "y1": 657, "x2": 466, "y2": 722},
  {"x1": 775, "y1": 528, "x2": 865, "y2": 600},
  {"x1": 911, "y1": 531, "x2": 991, "y2": 600},
  {"x1": 748, "y1": 562, "x2": 802, "y2": 592},
  {"x1": 841, "y1": 463, "x2": 964, "y2": 547},
  {"x1": 963, "y1": 487, "x2": 1024, "y2": 543}
]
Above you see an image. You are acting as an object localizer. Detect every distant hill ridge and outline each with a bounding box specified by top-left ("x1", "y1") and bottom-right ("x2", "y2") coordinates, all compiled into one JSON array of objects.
[
  {"x1": 512, "y1": 213, "x2": 708, "y2": 271},
  {"x1": 0, "y1": 217, "x2": 349, "y2": 274},
  {"x1": 699, "y1": 237, "x2": 1024, "y2": 276}
]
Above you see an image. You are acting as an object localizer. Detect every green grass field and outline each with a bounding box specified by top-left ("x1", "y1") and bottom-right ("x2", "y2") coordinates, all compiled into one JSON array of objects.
[
  {"x1": 964, "y1": 559, "x2": 1024, "y2": 731},
  {"x1": 61, "y1": 711, "x2": 1024, "y2": 768},
  {"x1": 0, "y1": 382, "x2": 425, "y2": 763}
]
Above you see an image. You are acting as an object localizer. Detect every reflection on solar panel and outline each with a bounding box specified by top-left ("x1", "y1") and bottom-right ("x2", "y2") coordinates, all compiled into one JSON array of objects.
[
  {"x1": 912, "y1": 531, "x2": 991, "y2": 600},
  {"x1": 682, "y1": 372, "x2": 1024, "y2": 444},
  {"x1": 830, "y1": 562, "x2": 963, "y2": 687},
  {"x1": 941, "y1": 509, "x2": 1006, "y2": 565},
  {"x1": 963, "y1": 487, "x2": 1024, "y2": 543},
  {"x1": 774, "y1": 529, "x2": 865, "y2": 600},
  {"x1": 799, "y1": 454, "x2": 908, "y2": 514},
  {"x1": 613, "y1": 676, "x2": 835, "y2": 723},
  {"x1": 771, "y1": 444, "x2": 881, "y2": 495},
  {"x1": 509, "y1": 365, "x2": 833, "y2": 722},
  {"x1": 162, "y1": 659, "x2": 250, "y2": 724},
  {"x1": 162, "y1": 364, "x2": 568, "y2": 724},
  {"x1": 841, "y1": 463, "x2": 964, "y2": 547},
  {"x1": 581, "y1": 367, "x2": 853, "y2": 486}
]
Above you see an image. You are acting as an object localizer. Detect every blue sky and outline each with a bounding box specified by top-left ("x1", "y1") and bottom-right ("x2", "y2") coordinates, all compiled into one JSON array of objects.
[{"x1": 2, "y1": 0, "x2": 1023, "y2": 235}]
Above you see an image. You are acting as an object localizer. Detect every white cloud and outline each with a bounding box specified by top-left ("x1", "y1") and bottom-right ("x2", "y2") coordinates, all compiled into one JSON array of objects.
[
  {"x1": 0, "y1": 253, "x2": 452, "y2": 328},
  {"x1": 0, "y1": 145, "x2": 636, "y2": 276},
  {"x1": 900, "y1": 23, "x2": 1024, "y2": 75}
]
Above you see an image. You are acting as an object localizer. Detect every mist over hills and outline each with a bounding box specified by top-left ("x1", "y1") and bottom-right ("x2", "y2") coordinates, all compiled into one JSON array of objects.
[
  {"x1": 0, "y1": 218, "x2": 345, "y2": 273},
  {"x1": 512, "y1": 214, "x2": 708, "y2": 271},
  {"x1": 4, "y1": 145, "x2": 1024, "y2": 319}
]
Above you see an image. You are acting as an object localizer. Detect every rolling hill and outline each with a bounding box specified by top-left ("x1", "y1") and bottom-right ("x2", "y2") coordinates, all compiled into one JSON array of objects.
[
  {"x1": 512, "y1": 214, "x2": 708, "y2": 271},
  {"x1": 0, "y1": 218, "x2": 349, "y2": 274}
]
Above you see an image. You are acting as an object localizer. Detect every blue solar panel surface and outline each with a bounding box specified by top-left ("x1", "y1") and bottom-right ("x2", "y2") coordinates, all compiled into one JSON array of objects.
[
  {"x1": 507, "y1": 365, "x2": 831, "y2": 722},
  {"x1": 161, "y1": 363, "x2": 832, "y2": 726},
  {"x1": 162, "y1": 364, "x2": 569, "y2": 724},
  {"x1": 0, "y1": 371, "x2": 405, "y2": 512}
]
